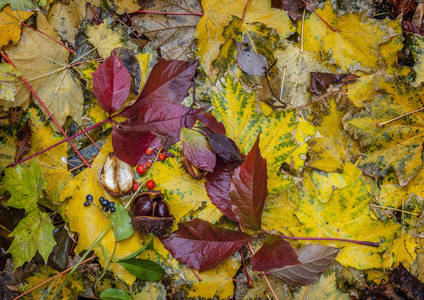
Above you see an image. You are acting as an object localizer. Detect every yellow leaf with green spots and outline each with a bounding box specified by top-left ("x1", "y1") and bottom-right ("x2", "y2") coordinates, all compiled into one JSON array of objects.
[
  {"x1": 303, "y1": 2, "x2": 395, "y2": 73},
  {"x1": 195, "y1": 0, "x2": 293, "y2": 76},
  {"x1": 290, "y1": 179, "x2": 400, "y2": 270},
  {"x1": 151, "y1": 156, "x2": 221, "y2": 228},
  {"x1": 135, "y1": 44, "x2": 158, "y2": 92},
  {"x1": 306, "y1": 96, "x2": 359, "y2": 172},
  {"x1": 344, "y1": 75, "x2": 424, "y2": 186},
  {"x1": 19, "y1": 265, "x2": 84, "y2": 299},
  {"x1": 346, "y1": 73, "x2": 374, "y2": 107},
  {"x1": 380, "y1": 18, "x2": 404, "y2": 75},
  {"x1": 383, "y1": 235, "x2": 420, "y2": 268},
  {"x1": 77, "y1": 60, "x2": 98, "y2": 90},
  {"x1": 0, "y1": 62, "x2": 21, "y2": 101},
  {"x1": 411, "y1": 34, "x2": 424, "y2": 86},
  {"x1": 211, "y1": 73, "x2": 302, "y2": 193},
  {"x1": 293, "y1": 271, "x2": 350, "y2": 300}
]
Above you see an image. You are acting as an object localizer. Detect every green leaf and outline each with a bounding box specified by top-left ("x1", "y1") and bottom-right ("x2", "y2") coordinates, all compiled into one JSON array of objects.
[
  {"x1": 116, "y1": 258, "x2": 165, "y2": 281},
  {"x1": 115, "y1": 234, "x2": 154, "y2": 262},
  {"x1": 110, "y1": 201, "x2": 133, "y2": 242},
  {"x1": 100, "y1": 288, "x2": 132, "y2": 300},
  {"x1": 8, "y1": 210, "x2": 56, "y2": 269},
  {"x1": 0, "y1": 0, "x2": 38, "y2": 11},
  {"x1": 4, "y1": 159, "x2": 46, "y2": 213}
]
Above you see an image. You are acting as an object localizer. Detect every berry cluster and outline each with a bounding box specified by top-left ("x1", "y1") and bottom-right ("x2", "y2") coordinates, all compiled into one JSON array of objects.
[
  {"x1": 84, "y1": 194, "x2": 116, "y2": 213},
  {"x1": 135, "y1": 148, "x2": 167, "y2": 176}
]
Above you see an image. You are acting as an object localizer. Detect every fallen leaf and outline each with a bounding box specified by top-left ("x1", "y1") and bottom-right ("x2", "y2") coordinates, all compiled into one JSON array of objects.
[
  {"x1": 292, "y1": 271, "x2": 350, "y2": 299},
  {"x1": 309, "y1": 72, "x2": 359, "y2": 95},
  {"x1": 273, "y1": 244, "x2": 340, "y2": 286},
  {"x1": 3, "y1": 13, "x2": 84, "y2": 126},
  {"x1": 202, "y1": 129, "x2": 242, "y2": 163},
  {"x1": 47, "y1": 2, "x2": 81, "y2": 47},
  {"x1": 160, "y1": 218, "x2": 254, "y2": 272},
  {"x1": 235, "y1": 41, "x2": 270, "y2": 76},
  {"x1": 251, "y1": 235, "x2": 300, "y2": 271},
  {"x1": 195, "y1": 112, "x2": 226, "y2": 135},
  {"x1": 15, "y1": 118, "x2": 31, "y2": 162},
  {"x1": 0, "y1": 7, "x2": 34, "y2": 48},
  {"x1": 387, "y1": 0, "x2": 416, "y2": 17},
  {"x1": 0, "y1": 62, "x2": 22, "y2": 101},
  {"x1": 0, "y1": 0, "x2": 37, "y2": 14},
  {"x1": 383, "y1": 235, "x2": 419, "y2": 269},
  {"x1": 181, "y1": 128, "x2": 216, "y2": 172}
]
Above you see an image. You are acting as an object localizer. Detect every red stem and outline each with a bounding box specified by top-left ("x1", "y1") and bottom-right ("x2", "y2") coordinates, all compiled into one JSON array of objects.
[
  {"x1": 261, "y1": 230, "x2": 379, "y2": 247},
  {"x1": 299, "y1": 0, "x2": 336, "y2": 32},
  {"x1": 242, "y1": 0, "x2": 251, "y2": 22},
  {"x1": 1, "y1": 51, "x2": 91, "y2": 168},
  {"x1": 67, "y1": 58, "x2": 104, "y2": 68},
  {"x1": 239, "y1": 249, "x2": 253, "y2": 288},
  {"x1": 20, "y1": 22, "x2": 76, "y2": 54},
  {"x1": 135, "y1": 10, "x2": 204, "y2": 16},
  {"x1": 7, "y1": 118, "x2": 110, "y2": 168}
]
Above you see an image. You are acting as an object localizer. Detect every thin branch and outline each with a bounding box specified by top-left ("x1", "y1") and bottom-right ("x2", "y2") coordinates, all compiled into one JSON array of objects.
[
  {"x1": 377, "y1": 106, "x2": 424, "y2": 127},
  {"x1": 20, "y1": 22, "x2": 76, "y2": 54}
]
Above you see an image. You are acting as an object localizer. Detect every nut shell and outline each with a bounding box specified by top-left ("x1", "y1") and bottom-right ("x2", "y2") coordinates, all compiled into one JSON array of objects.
[
  {"x1": 131, "y1": 216, "x2": 174, "y2": 236},
  {"x1": 100, "y1": 153, "x2": 134, "y2": 196},
  {"x1": 181, "y1": 153, "x2": 208, "y2": 180}
]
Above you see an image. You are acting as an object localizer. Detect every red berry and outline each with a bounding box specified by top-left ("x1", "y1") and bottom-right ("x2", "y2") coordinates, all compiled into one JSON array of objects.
[
  {"x1": 145, "y1": 148, "x2": 153, "y2": 155},
  {"x1": 145, "y1": 161, "x2": 152, "y2": 168},
  {"x1": 136, "y1": 164, "x2": 146, "y2": 175},
  {"x1": 159, "y1": 153, "x2": 166, "y2": 161},
  {"x1": 132, "y1": 182, "x2": 139, "y2": 191},
  {"x1": 146, "y1": 179, "x2": 155, "y2": 189}
]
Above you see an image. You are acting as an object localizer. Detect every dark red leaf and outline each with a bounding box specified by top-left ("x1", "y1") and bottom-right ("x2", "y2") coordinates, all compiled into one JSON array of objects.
[
  {"x1": 235, "y1": 41, "x2": 269, "y2": 76},
  {"x1": 195, "y1": 112, "x2": 226, "y2": 135},
  {"x1": 271, "y1": 0, "x2": 318, "y2": 20},
  {"x1": 310, "y1": 72, "x2": 360, "y2": 95},
  {"x1": 251, "y1": 235, "x2": 300, "y2": 271},
  {"x1": 112, "y1": 128, "x2": 158, "y2": 166},
  {"x1": 389, "y1": 263, "x2": 424, "y2": 299},
  {"x1": 273, "y1": 244, "x2": 340, "y2": 286},
  {"x1": 202, "y1": 128, "x2": 243, "y2": 163},
  {"x1": 387, "y1": 0, "x2": 416, "y2": 17},
  {"x1": 120, "y1": 60, "x2": 198, "y2": 117},
  {"x1": 160, "y1": 218, "x2": 254, "y2": 272},
  {"x1": 230, "y1": 134, "x2": 268, "y2": 231},
  {"x1": 180, "y1": 128, "x2": 216, "y2": 172},
  {"x1": 15, "y1": 119, "x2": 31, "y2": 162},
  {"x1": 118, "y1": 100, "x2": 200, "y2": 147},
  {"x1": 92, "y1": 51, "x2": 131, "y2": 115},
  {"x1": 205, "y1": 158, "x2": 241, "y2": 221}
]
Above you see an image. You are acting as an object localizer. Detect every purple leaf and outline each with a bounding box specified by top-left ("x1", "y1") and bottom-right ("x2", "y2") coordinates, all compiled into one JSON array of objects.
[
  {"x1": 205, "y1": 158, "x2": 240, "y2": 221},
  {"x1": 251, "y1": 235, "x2": 300, "y2": 271},
  {"x1": 273, "y1": 244, "x2": 340, "y2": 286},
  {"x1": 230, "y1": 134, "x2": 268, "y2": 231},
  {"x1": 202, "y1": 129, "x2": 243, "y2": 163},
  {"x1": 160, "y1": 218, "x2": 254, "y2": 272},
  {"x1": 195, "y1": 112, "x2": 226, "y2": 135},
  {"x1": 235, "y1": 41, "x2": 269, "y2": 76},
  {"x1": 92, "y1": 51, "x2": 132, "y2": 115},
  {"x1": 180, "y1": 128, "x2": 216, "y2": 172},
  {"x1": 120, "y1": 60, "x2": 198, "y2": 117}
]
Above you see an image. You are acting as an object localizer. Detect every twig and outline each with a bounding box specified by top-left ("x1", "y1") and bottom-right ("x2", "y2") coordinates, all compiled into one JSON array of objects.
[
  {"x1": 302, "y1": 284, "x2": 312, "y2": 300},
  {"x1": 13, "y1": 256, "x2": 95, "y2": 300},
  {"x1": 377, "y1": 106, "x2": 424, "y2": 127},
  {"x1": 191, "y1": 269, "x2": 202, "y2": 281},
  {"x1": 239, "y1": 249, "x2": 253, "y2": 287},
  {"x1": 1, "y1": 51, "x2": 91, "y2": 168}
]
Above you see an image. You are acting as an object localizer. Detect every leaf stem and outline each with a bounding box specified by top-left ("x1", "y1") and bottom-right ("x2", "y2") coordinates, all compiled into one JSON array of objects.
[
  {"x1": 20, "y1": 22, "x2": 76, "y2": 54},
  {"x1": 377, "y1": 106, "x2": 424, "y2": 127},
  {"x1": 261, "y1": 230, "x2": 379, "y2": 247},
  {"x1": 1, "y1": 51, "x2": 91, "y2": 168},
  {"x1": 300, "y1": 0, "x2": 336, "y2": 32},
  {"x1": 135, "y1": 10, "x2": 204, "y2": 16},
  {"x1": 242, "y1": 0, "x2": 252, "y2": 22},
  {"x1": 239, "y1": 249, "x2": 253, "y2": 287},
  {"x1": 7, "y1": 118, "x2": 110, "y2": 168},
  {"x1": 239, "y1": 225, "x2": 279, "y2": 300},
  {"x1": 13, "y1": 256, "x2": 95, "y2": 300}
]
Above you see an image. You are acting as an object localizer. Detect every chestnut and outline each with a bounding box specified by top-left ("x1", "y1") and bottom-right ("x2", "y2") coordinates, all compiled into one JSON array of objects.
[
  {"x1": 130, "y1": 191, "x2": 174, "y2": 235},
  {"x1": 100, "y1": 153, "x2": 134, "y2": 196}
]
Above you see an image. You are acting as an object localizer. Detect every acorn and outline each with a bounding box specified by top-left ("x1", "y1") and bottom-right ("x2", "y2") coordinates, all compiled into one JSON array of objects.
[
  {"x1": 100, "y1": 153, "x2": 134, "y2": 196},
  {"x1": 181, "y1": 152, "x2": 208, "y2": 180},
  {"x1": 130, "y1": 191, "x2": 174, "y2": 236}
]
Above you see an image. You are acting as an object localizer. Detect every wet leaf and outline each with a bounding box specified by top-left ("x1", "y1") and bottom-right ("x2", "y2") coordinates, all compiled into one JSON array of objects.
[
  {"x1": 8, "y1": 210, "x2": 56, "y2": 269},
  {"x1": 180, "y1": 128, "x2": 216, "y2": 172},
  {"x1": 93, "y1": 52, "x2": 131, "y2": 115},
  {"x1": 230, "y1": 135, "x2": 268, "y2": 231},
  {"x1": 251, "y1": 235, "x2": 300, "y2": 271},
  {"x1": 15, "y1": 118, "x2": 31, "y2": 162},
  {"x1": 273, "y1": 244, "x2": 340, "y2": 286},
  {"x1": 0, "y1": 7, "x2": 34, "y2": 48},
  {"x1": 161, "y1": 218, "x2": 254, "y2": 272},
  {"x1": 110, "y1": 201, "x2": 134, "y2": 242},
  {"x1": 202, "y1": 128, "x2": 243, "y2": 163},
  {"x1": 309, "y1": 72, "x2": 359, "y2": 95}
]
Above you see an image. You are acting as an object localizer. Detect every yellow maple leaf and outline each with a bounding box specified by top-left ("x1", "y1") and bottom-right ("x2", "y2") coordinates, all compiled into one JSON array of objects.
[
  {"x1": 383, "y1": 235, "x2": 420, "y2": 269},
  {"x1": 0, "y1": 62, "x2": 21, "y2": 101},
  {"x1": 303, "y1": 1, "x2": 395, "y2": 73},
  {"x1": 2, "y1": 13, "x2": 84, "y2": 126},
  {"x1": 47, "y1": 2, "x2": 82, "y2": 46},
  {"x1": 0, "y1": 6, "x2": 34, "y2": 49},
  {"x1": 293, "y1": 272, "x2": 350, "y2": 300}
]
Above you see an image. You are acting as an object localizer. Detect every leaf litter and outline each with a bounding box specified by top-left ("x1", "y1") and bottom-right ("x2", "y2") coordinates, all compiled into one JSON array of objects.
[{"x1": 1, "y1": 0, "x2": 424, "y2": 299}]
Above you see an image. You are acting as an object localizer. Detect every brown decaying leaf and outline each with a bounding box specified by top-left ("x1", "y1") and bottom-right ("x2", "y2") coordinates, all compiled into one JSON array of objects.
[
  {"x1": 160, "y1": 218, "x2": 254, "y2": 272},
  {"x1": 388, "y1": 0, "x2": 416, "y2": 17},
  {"x1": 235, "y1": 41, "x2": 269, "y2": 76},
  {"x1": 364, "y1": 285, "x2": 406, "y2": 300},
  {"x1": 85, "y1": 3, "x2": 102, "y2": 25},
  {"x1": 15, "y1": 119, "x2": 31, "y2": 162},
  {"x1": 402, "y1": 20, "x2": 424, "y2": 36},
  {"x1": 389, "y1": 263, "x2": 424, "y2": 300},
  {"x1": 309, "y1": 72, "x2": 360, "y2": 95},
  {"x1": 273, "y1": 244, "x2": 340, "y2": 286}
]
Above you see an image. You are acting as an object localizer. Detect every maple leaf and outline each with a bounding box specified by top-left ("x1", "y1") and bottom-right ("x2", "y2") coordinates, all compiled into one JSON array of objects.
[
  {"x1": 230, "y1": 134, "x2": 268, "y2": 231},
  {"x1": 8, "y1": 210, "x2": 56, "y2": 269},
  {"x1": 2, "y1": 13, "x2": 84, "y2": 126},
  {"x1": 0, "y1": 63, "x2": 22, "y2": 101},
  {"x1": 290, "y1": 176, "x2": 400, "y2": 270},
  {"x1": 303, "y1": 2, "x2": 395, "y2": 72},
  {"x1": 383, "y1": 235, "x2": 419, "y2": 269},
  {"x1": 0, "y1": 7, "x2": 34, "y2": 49},
  {"x1": 132, "y1": 0, "x2": 203, "y2": 60},
  {"x1": 160, "y1": 218, "x2": 254, "y2": 272},
  {"x1": 344, "y1": 75, "x2": 424, "y2": 186},
  {"x1": 46, "y1": 1, "x2": 82, "y2": 47}
]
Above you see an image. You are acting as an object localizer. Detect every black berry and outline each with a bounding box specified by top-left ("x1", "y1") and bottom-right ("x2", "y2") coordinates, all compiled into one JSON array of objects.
[
  {"x1": 109, "y1": 201, "x2": 115, "y2": 207},
  {"x1": 110, "y1": 207, "x2": 116, "y2": 213},
  {"x1": 83, "y1": 201, "x2": 91, "y2": 206},
  {"x1": 99, "y1": 196, "x2": 105, "y2": 202},
  {"x1": 100, "y1": 199, "x2": 109, "y2": 207},
  {"x1": 104, "y1": 206, "x2": 110, "y2": 212},
  {"x1": 86, "y1": 194, "x2": 93, "y2": 201}
]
